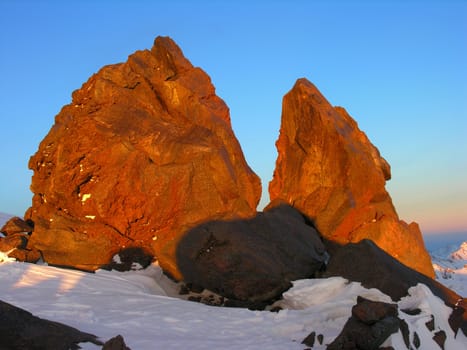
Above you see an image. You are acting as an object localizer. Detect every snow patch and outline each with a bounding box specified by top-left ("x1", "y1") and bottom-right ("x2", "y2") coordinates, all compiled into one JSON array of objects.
[
  {"x1": 0, "y1": 250, "x2": 16, "y2": 263},
  {"x1": 81, "y1": 193, "x2": 91, "y2": 203}
]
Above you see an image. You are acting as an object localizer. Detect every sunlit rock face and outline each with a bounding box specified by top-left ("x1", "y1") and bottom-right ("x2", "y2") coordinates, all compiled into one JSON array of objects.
[
  {"x1": 269, "y1": 78, "x2": 435, "y2": 278},
  {"x1": 27, "y1": 36, "x2": 261, "y2": 277}
]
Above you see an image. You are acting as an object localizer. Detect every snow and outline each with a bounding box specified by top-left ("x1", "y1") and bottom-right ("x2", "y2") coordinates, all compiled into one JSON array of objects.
[{"x1": 0, "y1": 212, "x2": 466, "y2": 349}]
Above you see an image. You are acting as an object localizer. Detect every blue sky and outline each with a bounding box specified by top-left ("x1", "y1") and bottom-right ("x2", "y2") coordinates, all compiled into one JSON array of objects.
[{"x1": 0, "y1": 0, "x2": 466, "y2": 234}]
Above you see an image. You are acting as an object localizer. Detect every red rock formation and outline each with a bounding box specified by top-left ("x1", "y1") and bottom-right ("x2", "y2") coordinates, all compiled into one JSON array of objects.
[
  {"x1": 27, "y1": 37, "x2": 261, "y2": 277},
  {"x1": 269, "y1": 78, "x2": 434, "y2": 278}
]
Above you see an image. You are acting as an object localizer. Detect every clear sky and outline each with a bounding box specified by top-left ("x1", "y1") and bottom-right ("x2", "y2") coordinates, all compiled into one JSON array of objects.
[{"x1": 0, "y1": 0, "x2": 466, "y2": 235}]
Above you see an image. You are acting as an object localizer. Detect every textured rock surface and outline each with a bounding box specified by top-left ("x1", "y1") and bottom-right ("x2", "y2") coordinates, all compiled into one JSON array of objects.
[
  {"x1": 0, "y1": 216, "x2": 33, "y2": 235},
  {"x1": 176, "y1": 203, "x2": 327, "y2": 304},
  {"x1": 269, "y1": 78, "x2": 434, "y2": 277},
  {"x1": 0, "y1": 299, "x2": 102, "y2": 350},
  {"x1": 27, "y1": 36, "x2": 261, "y2": 277}
]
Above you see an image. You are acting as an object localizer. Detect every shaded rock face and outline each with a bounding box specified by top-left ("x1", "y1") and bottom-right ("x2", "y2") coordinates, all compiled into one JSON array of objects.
[
  {"x1": 27, "y1": 37, "x2": 261, "y2": 277},
  {"x1": 269, "y1": 78, "x2": 434, "y2": 278},
  {"x1": 177, "y1": 203, "x2": 327, "y2": 304},
  {"x1": 320, "y1": 239, "x2": 467, "y2": 336}
]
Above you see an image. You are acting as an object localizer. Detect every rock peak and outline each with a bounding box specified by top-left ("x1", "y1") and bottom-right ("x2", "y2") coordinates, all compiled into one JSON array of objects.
[
  {"x1": 150, "y1": 36, "x2": 193, "y2": 78},
  {"x1": 26, "y1": 36, "x2": 261, "y2": 277},
  {"x1": 269, "y1": 79, "x2": 434, "y2": 277}
]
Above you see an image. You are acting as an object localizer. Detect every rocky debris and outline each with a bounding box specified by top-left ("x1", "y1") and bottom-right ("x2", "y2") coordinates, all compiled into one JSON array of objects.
[
  {"x1": 102, "y1": 335, "x2": 131, "y2": 350},
  {"x1": 269, "y1": 78, "x2": 434, "y2": 278},
  {"x1": 27, "y1": 36, "x2": 261, "y2": 277},
  {"x1": 324, "y1": 297, "x2": 400, "y2": 350},
  {"x1": 0, "y1": 216, "x2": 33, "y2": 235},
  {"x1": 0, "y1": 299, "x2": 102, "y2": 350},
  {"x1": 301, "y1": 331, "x2": 324, "y2": 347},
  {"x1": 176, "y1": 203, "x2": 327, "y2": 305},
  {"x1": 0, "y1": 233, "x2": 41, "y2": 263},
  {"x1": 319, "y1": 239, "x2": 467, "y2": 336}
]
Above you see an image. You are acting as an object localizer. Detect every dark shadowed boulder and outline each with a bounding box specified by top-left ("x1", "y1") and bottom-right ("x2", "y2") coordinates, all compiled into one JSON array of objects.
[
  {"x1": 177, "y1": 203, "x2": 327, "y2": 304},
  {"x1": 26, "y1": 36, "x2": 261, "y2": 278},
  {"x1": 269, "y1": 78, "x2": 434, "y2": 278},
  {"x1": 0, "y1": 299, "x2": 102, "y2": 350}
]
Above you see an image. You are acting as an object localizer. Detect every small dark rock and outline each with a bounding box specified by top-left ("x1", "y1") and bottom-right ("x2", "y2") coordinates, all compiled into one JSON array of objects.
[
  {"x1": 413, "y1": 331, "x2": 420, "y2": 348},
  {"x1": 101, "y1": 247, "x2": 153, "y2": 272},
  {"x1": 432, "y1": 330, "x2": 446, "y2": 350},
  {"x1": 425, "y1": 315, "x2": 435, "y2": 331},
  {"x1": 269, "y1": 306, "x2": 282, "y2": 313},
  {"x1": 352, "y1": 296, "x2": 398, "y2": 325},
  {"x1": 301, "y1": 331, "x2": 315, "y2": 347},
  {"x1": 102, "y1": 334, "x2": 131, "y2": 350},
  {"x1": 317, "y1": 333, "x2": 323, "y2": 344},
  {"x1": 401, "y1": 308, "x2": 422, "y2": 316},
  {"x1": 399, "y1": 319, "x2": 410, "y2": 349}
]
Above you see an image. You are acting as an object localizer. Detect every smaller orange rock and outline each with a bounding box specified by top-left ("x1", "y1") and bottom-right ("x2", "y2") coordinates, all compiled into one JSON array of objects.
[{"x1": 269, "y1": 78, "x2": 434, "y2": 278}]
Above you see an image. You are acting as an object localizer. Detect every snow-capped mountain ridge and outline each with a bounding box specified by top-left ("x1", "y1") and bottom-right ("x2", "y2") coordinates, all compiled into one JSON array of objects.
[
  {"x1": 451, "y1": 242, "x2": 467, "y2": 261},
  {"x1": 431, "y1": 241, "x2": 467, "y2": 297}
]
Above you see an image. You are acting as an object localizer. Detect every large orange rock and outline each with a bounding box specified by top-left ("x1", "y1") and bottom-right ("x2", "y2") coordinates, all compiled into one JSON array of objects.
[
  {"x1": 27, "y1": 37, "x2": 261, "y2": 277},
  {"x1": 269, "y1": 78, "x2": 434, "y2": 278}
]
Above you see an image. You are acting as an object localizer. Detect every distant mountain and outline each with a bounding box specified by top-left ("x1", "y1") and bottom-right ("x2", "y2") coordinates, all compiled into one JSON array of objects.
[
  {"x1": 451, "y1": 241, "x2": 467, "y2": 260},
  {"x1": 431, "y1": 241, "x2": 467, "y2": 296}
]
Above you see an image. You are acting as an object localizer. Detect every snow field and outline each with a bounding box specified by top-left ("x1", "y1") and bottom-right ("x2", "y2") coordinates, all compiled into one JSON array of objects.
[{"x1": 0, "y1": 260, "x2": 466, "y2": 349}]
